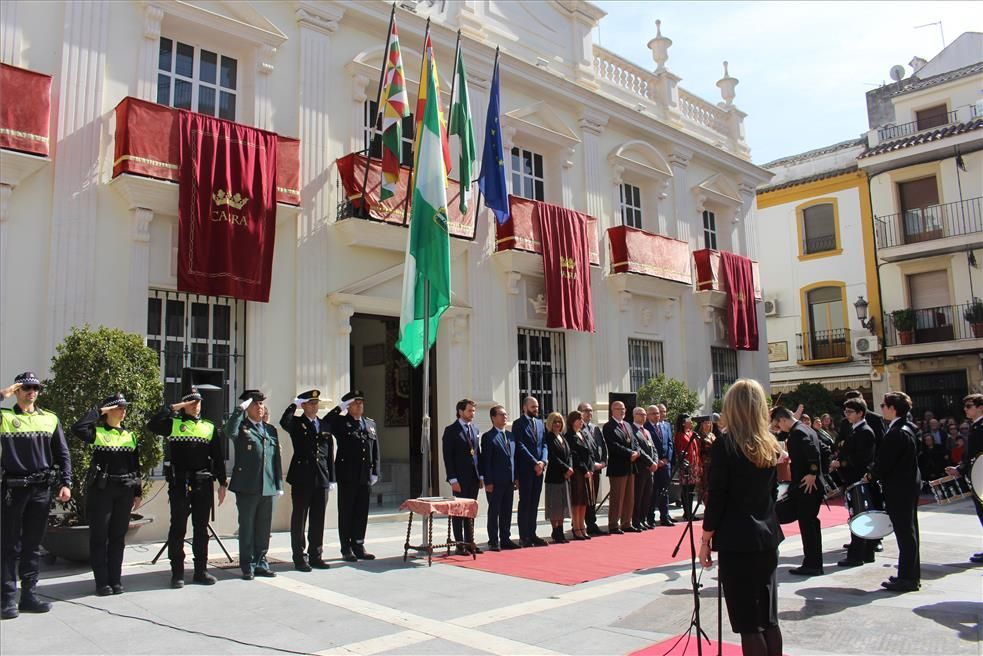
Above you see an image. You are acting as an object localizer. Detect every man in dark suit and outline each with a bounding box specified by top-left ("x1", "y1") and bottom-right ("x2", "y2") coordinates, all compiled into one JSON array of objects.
[
  {"x1": 512, "y1": 396, "x2": 548, "y2": 547},
  {"x1": 631, "y1": 407, "x2": 658, "y2": 530},
  {"x1": 873, "y1": 391, "x2": 921, "y2": 592},
  {"x1": 279, "y1": 389, "x2": 335, "y2": 572},
  {"x1": 946, "y1": 393, "x2": 983, "y2": 563},
  {"x1": 479, "y1": 405, "x2": 520, "y2": 551},
  {"x1": 442, "y1": 398, "x2": 482, "y2": 555},
  {"x1": 604, "y1": 401, "x2": 641, "y2": 534},
  {"x1": 325, "y1": 390, "x2": 380, "y2": 562},
  {"x1": 771, "y1": 405, "x2": 823, "y2": 576},
  {"x1": 833, "y1": 399, "x2": 877, "y2": 567},
  {"x1": 578, "y1": 402, "x2": 606, "y2": 536},
  {"x1": 645, "y1": 405, "x2": 675, "y2": 526}
]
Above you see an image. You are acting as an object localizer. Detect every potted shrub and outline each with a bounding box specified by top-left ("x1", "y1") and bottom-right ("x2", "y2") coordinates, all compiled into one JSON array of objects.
[
  {"x1": 40, "y1": 326, "x2": 163, "y2": 561},
  {"x1": 890, "y1": 309, "x2": 918, "y2": 345},
  {"x1": 965, "y1": 299, "x2": 983, "y2": 338}
]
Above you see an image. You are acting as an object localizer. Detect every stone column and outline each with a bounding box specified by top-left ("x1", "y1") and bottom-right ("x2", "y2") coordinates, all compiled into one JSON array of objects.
[
  {"x1": 136, "y1": 4, "x2": 164, "y2": 101},
  {"x1": 128, "y1": 208, "x2": 154, "y2": 335},
  {"x1": 739, "y1": 181, "x2": 758, "y2": 260},
  {"x1": 333, "y1": 303, "x2": 355, "y2": 401},
  {"x1": 667, "y1": 148, "x2": 692, "y2": 242},
  {"x1": 45, "y1": 0, "x2": 109, "y2": 361}
]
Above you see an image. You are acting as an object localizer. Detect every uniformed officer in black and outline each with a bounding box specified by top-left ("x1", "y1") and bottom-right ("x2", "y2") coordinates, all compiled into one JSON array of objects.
[
  {"x1": 72, "y1": 393, "x2": 143, "y2": 596},
  {"x1": 946, "y1": 393, "x2": 983, "y2": 563},
  {"x1": 280, "y1": 389, "x2": 336, "y2": 571},
  {"x1": 325, "y1": 390, "x2": 380, "y2": 562},
  {"x1": 832, "y1": 398, "x2": 878, "y2": 567},
  {"x1": 1, "y1": 372, "x2": 72, "y2": 620},
  {"x1": 148, "y1": 387, "x2": 227, "y2": 588},
  {"x1": 771, "y1": 405, "x2": 823, "y2": 576}
]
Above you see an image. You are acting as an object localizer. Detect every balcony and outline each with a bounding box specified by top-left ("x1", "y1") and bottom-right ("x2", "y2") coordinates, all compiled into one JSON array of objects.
[
  {"x1": 796, "y1": 328, "x2": 851, "y2": 363},
  {"x1": 605, "y1": 225, "x2": 690, "y2": 299},
  {"x1": 334, "y1": 152, "x2": 475, "y2": 252},
  {"x1": 883, "y1": 302, "x2": 983, "y2": 358},
  {"x1": 877, "y1": 109, "x2": 960, "y2": 142},
  {"x1": 874, "y1": 197, "x2": 983, "y2": 261},
  {"x1": 493, "y1": 195, "x2": 599, "y2": 278},
  {"x1": 110, "y1": 97, "x2": 300, "y2": 216},
  {"x1": 0, "y1": 63, "x2": 52, "y2": 187},
  {"x1": 693, "y1": 248, "x2": 762, "y2": 297}
]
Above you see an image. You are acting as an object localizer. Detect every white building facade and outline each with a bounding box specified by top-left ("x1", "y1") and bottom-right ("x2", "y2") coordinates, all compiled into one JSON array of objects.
[{"x1": 0, "y1": 0, "x2": 770, "y2": 539}]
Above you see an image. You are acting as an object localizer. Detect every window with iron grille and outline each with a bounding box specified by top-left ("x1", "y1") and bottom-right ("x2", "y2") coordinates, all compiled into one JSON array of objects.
[
  {"x1": 703, "y1": 210, "x2": 718, "y2": 250},
  {"x1": 628, "y1": 339, "x2": 664, "y2": 391},
  {"x1": 711, "y1": 346, "x2": 738, "y2": 401},
  {"x1": 363, "y1": 100, "x2": 415, "y2": 166},
  {"x1": 801, "y1": 203, "x2": 837, "y2": 254},
  {"x1": 517, "y1": 328, "x2": 567, "y2": 416},
  {"x1": 157, "y1": 37, "x2": 237, "y2": 120},
  {"x1": 511, "y1": 147, "x2": 545, "y2": 201},
  {"x1": 620, "y1": 183, "x2": 643, "y2": 229}
]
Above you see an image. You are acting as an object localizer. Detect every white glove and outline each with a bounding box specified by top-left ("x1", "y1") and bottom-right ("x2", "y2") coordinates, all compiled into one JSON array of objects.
[
  {"x1": 339, "y1": 398, "x2": 354, "y2": 412},
  {"x1": 277, "y1": 489, "x2": 284, "y2": 496},
  {"x1": 239, "y1": 398, "x2": 253, "y2": 411},
  {"x1": 293, "y1": 398, "x2": 305, "y2": 406},
  {"x1": 370, "y1": 474, "x2": 379, "y2": 486},
  {"x1": 328, "y1": 482, "x2": 337, "y2": 492}
]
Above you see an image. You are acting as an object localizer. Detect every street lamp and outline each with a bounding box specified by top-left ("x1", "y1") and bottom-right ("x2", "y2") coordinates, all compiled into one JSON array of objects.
[{"x1": 854, "y1": 296, "x2": 876, "y2": 335}]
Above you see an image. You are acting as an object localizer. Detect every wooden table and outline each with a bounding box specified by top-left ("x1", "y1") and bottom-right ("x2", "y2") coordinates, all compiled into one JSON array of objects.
[{"x1": 400, "y1": 497, "x2": 479, "y2": 567}]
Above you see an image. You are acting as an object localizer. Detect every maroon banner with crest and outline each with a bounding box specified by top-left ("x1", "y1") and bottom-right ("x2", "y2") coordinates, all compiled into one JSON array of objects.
[
  {"x1": 178, "y1": 113, "x2": 278, "y2": 302},
  {"x1": 719, "y1": 251, "x2": 759, "y2": 350},
  {"x1": 535, "y1": 201, "x2": 595, "y2": 333}
]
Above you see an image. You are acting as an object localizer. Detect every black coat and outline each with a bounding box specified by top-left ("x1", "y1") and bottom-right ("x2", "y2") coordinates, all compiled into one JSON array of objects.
[
  {"x1": 479, "y1": 428, "x2": 515, "y2": 487},
  {"x1": 836, "y1": 420, "x2": 876, "y2": 485},
  {"x1": 584, "y1": 422, "x2": 606, "y2": 465},
  {"x1": 631, "y1": 424, "x2": 657, "y2": 475},
  {"x1": 787, "y1": 421, "x2": 822, "y2": 491},
  {"x1": 960, "y1": 417, "x2": 983, "y2": 475},
  {"x1": 441, "y1": 420, "x2": 480, "y2": 489},
  {"x1": 603, "y1": 418, "x2": 637, "y2": 477},
  {"x1": 872, "y1": 419, "x2": 920, "y2": 499},
  {"x1": 567, "y1": 429, "x2": 594, "y2": 474},
  {"x1": 703, "y1": 434, "x2": 783, "y2": 552},
  {"x1": 545, "y1": 432, "x2": 573, "y2": 484},
  {"x1": 325, "y1": 408, "x2": 380, "y2": 486},
  {"x1": 279, "y1": 405, "x2": 335, "y2": 489}
]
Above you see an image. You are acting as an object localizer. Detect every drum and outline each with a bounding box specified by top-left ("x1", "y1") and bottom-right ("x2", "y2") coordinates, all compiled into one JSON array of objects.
[
  {"x1": 844, "y1": 480, "x2": 893, "y2": 539},
  {"x1": 775, "y1": 482, "x2": 797, "y2": 524},
  {"x1": 929, "y1": 475, "x2": 972, "y2": 505},
  {"x1": 822, "y1": 470, "x2": 846, "y2": 500},
  {"x1": 972, "y1": 458, "x2": 983, "y2": 502}
]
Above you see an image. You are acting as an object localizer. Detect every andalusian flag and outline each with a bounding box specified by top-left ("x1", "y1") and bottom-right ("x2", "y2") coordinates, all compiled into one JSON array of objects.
[
  {"x1": 396, "y1": 47, "x2": 451, "y2": 368},
  {"x1": 414, "y1": 34, "x2": 451, "y2": 174},
  {"x1": 448, "y1": 44, "x2": 476, "y2": 214},
  {"x1": 379, "y1": 19, "x2": 410, "y2": 201}
]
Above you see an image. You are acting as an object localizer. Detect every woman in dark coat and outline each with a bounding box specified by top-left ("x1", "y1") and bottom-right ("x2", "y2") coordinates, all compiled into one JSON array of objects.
[
  {"x1": 565, "y1": 409, "x2": 595, "y2": 540},
  {"x1": 544, "y1": 412, "x2": 573, "y2": 544}
]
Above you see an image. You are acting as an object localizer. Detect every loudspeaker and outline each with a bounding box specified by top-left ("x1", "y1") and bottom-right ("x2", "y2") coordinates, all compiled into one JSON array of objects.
[
  {"x1": 182, "y1": 367, "x2": 227, "y2": 460},
  {"x1": 608, "y1": 392, "x2": 637, "y2": 419}
]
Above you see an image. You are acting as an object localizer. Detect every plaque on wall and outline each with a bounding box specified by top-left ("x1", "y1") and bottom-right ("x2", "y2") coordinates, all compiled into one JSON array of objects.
[{"x1": 768, "y1": 341, "x2": 788, "y2": 362}]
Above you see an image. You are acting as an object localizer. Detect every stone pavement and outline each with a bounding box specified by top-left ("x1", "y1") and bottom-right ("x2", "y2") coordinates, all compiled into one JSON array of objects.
[{"x1": 1, "y1": 499, "x2": 979, "y2": 655}]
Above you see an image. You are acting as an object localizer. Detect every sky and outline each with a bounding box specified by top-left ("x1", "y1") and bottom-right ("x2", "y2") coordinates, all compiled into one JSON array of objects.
[{"x1": 592, "y1": 1, "x2": 983, "y2": 165}]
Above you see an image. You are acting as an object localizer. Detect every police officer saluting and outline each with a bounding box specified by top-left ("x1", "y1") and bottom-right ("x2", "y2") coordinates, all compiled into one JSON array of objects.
[
  {"x1": 280, "y1": 389, "x2": 336, "y2": 572},
  {"x1": 325, "y1": 390, "x2": 379, "y2": 562},
  {"x1": 71, "y1": 393, "x2": 143, "y2": 596},
  {"x1": 1, "y1": 372, "x2": 71, "y2": 620},
  {"x1": 149, "y1": 387, "x2": 227, "y2": 588}
]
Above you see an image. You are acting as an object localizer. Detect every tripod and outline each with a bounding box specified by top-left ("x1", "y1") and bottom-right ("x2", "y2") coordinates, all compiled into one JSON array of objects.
[{"x1": 151, "y1": 484, "x2": 232, "y2": 565}]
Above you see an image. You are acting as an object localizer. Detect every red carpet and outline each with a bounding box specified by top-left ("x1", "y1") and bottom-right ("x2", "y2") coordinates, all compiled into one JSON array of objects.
[
  {"x1": 630, "y1": 635, "x2": 745, "y2": 656},
  {"x1": 440, "y1": 503, "x2": 852, "y2": 585}
]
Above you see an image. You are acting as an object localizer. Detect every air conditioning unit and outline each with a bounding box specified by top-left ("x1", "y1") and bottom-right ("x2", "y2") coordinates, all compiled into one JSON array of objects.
[
  {"x1": 854, "y1": 334, "x2": 880, "y2": 354},
  {"x1": 763, "y1": 298, "x2": 779, "y2": 316}
]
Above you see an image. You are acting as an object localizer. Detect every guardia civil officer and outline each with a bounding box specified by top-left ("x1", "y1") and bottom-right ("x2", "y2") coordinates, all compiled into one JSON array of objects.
[
  {"x1": 324, "y1": 390, "x2": 380, "y2": 562},
  {"x1": 71, "y1": 393, "x2": 143, "y2": 596},
  {"x1": 226, "y1": 390, "x2": 282, "y2": 580},
  {"x1": 148, "y1": 387, "x2": 227, "y2": 588},
  {"x1": 280, "y1": 389, "x2": 336, "y2": 571},
  {"x1": 1, "y1": 372, "x2": 72, "y2": 620}
]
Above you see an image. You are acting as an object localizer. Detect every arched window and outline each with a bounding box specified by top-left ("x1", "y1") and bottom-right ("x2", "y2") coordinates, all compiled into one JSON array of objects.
[{"x1": 800, "y1": 283, "x2": 850, "y2": 361}]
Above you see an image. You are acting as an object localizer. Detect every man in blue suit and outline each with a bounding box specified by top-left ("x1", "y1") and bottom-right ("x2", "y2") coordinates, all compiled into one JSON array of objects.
[
  {"x1": 479, "y1": 405, "x2": 520, "y2": 551},
  {"x1": 647, "y1": 405, "x2": 676, "y2": 526},
  {"x1": 512, "y1": 396, "x2": 548, "y2": 547},
  {"x1": 441, "y1": 398, "x2": 482, "y2": 555}
]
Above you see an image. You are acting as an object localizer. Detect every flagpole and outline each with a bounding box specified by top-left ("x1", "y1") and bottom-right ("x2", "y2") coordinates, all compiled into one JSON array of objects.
[
  {"x1": 402, "y1": 18, "x2": 431, "y2": 226},
  {"x1": 448, "y1": 30, "x2": 462, "y2": 130},
  {"x1": 420, "y1": 279, "x2": 432, "y2": 498},
  {"x1": 359, "y1": 3, "x2": 397, "y2": 218}
]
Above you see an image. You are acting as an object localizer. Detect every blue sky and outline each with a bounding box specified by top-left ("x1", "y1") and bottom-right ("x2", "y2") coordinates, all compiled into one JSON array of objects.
[{"x1": 593, "y1": 1, "x2": 983, "y2": 165}]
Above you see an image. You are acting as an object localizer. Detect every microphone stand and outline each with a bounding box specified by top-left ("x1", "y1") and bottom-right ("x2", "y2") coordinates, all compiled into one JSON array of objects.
[{"x1": 665, "y1": 496, "x2": 710, "y2": 656}]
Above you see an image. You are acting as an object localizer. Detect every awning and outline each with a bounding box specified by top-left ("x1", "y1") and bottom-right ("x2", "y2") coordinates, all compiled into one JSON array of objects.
[{"x1": 770, "y1": 375, "x2": 873, "y2": 395}]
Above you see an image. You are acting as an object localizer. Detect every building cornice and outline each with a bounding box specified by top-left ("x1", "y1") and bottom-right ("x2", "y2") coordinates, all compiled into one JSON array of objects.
[{"x1": 756, "y1": 169, "x2": 866, "y2": 209}]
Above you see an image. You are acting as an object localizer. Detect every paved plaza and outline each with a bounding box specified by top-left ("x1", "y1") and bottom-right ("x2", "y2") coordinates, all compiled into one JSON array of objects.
[{"x1": 1, "y1": 500, "x2": 979, "y2": 656}]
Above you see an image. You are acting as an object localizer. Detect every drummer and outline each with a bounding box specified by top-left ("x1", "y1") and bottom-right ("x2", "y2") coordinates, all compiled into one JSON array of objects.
[
  {"x1": 945, "y1": 393, "x2": 983, "y2": 564},
  {"x1": 831, "y1": 399, "x2": 877, "y2": 568}
]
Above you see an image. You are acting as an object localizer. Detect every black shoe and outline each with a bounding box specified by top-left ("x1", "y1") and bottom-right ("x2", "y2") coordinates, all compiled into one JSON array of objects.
[
  {"x1": 241, "y1": 572, "x2": 254, "y2": 581},
  {"x1": 624, "y1": 526, "x2": 642, "y2": 533},
  {"x1": 842, "y1": 543, "x2": 851, "y2": 549},
  {"x1": 572, "y1": 531, "x2": 587, "y2": 541},
  {"x1": 488, "y1": 543, "x2": 501, "y2": 552},
  {"x1": 659, "y1": 519, "x2": 675, "y2": 527},
  {"x1": 254, "y1": 567, "x2": 276, "y2": 578},
  {"x1": 353, "y1": 548, "x2": 376, "y2": 560},
  {"x1": 837, "y1": 559, "x2": 864, "y2": 568},
  {"x1": 502, "y1": 540, "x2": 522, "y2": 550},
  {"x1": 309, "y1": 559, "x2": 331, "y2": 570},
  {"x1": 111, "y1": 584, "x2": 124, "y2": 595},
  {"x1": 294, "y1": 560, "x2": 313, "y2": 572},
  {"x1": 170, "y1": 577, "x2": 185, "y2": 589},
  {"x1": 193, "y1": 571, "x2": 217, "y2": 585},
  {"x1": 520, "y1": 539, "x2": 533, "y2": 548},
  {"x1": 454, "y1": 545, "x2": 469, "y2": 556},
  {"x1": 18, "y1": 589, "x2": 51, "y2": 613},
  {"x1": 553, "y1": 532, "x2": 569, "y2": 544},
  {"x1": 587, "y1": 526, "x2": 607, "y2": 536},
  {"x1": 531, "y1": 536, "x2": 549, "y2": 547},
  {"x1": 470, "y1": 545, "x2": 483, "y2": 554},
  {"x1": 341, "y1": 551, "x2": 358, "y2": 562},
  {"x1": 609, "y1": 528, "x2": 625, "y2": 535},
  {"x1": 864, "y1": 554, "x2": 876, "y2": 564},
  {"x1": 970, "y1": 553, "x2": 983, "y2": 564},
  {"x1": 788, "y1": 567, "x2": 824, "y2": 576},
  {"x1": 96, "y1": 585, "x2": 113, "y2": 596},
  {"x1": 881, "y1": 579, "x2": 919, "y2": 592},
  {"x1": 1, "y1": 605, "x2": 17, "y2": 620}
]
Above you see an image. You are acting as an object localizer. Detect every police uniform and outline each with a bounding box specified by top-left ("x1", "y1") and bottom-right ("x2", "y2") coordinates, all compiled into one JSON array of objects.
[
  {"x1": 148, "y1": 388, "x2": 226, "y2": 587},
  {"x1": 325, "y1": 390, "x2": 379, "y2": 562},
  {"x1": 71, "y1": 393, "x2": 142, "y2": 596},
  {"x1": 1, "y1": 372, "x2": 71, "y2": 619},
  {"x1": 226, "y1": 390, "x2": 282, "y2": 580},
  {"x1": 279, "y1": 389, "x2": 335, "y2": 571}
]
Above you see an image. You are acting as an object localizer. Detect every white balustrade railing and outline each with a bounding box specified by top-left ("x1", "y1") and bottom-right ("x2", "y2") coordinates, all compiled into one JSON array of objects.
[{"x1": 678, "y1": 89, "x2": 726, "y2": 133}]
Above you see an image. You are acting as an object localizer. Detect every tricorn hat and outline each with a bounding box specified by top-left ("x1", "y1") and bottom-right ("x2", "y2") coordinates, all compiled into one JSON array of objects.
[{"x1": 341, "y1": 389, "x2": 364, "y2": 403}]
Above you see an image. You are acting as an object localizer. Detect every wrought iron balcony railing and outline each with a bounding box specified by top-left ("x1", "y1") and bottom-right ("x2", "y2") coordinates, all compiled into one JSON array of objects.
[
  {"x1": 874, "y1": 197, "x2": 983, "y2": 249},
  {"x1": 883, "y1": 302, "x2": 983, "y2": 347},
  {"x1": 796, "y1": 328, "x2": 851, "y2": 362}
]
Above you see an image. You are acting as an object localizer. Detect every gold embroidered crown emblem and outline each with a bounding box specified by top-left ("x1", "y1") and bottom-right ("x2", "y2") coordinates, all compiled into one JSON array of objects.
[
  {"x1": 560, "y1": 257, "x2": 576, "y2": 271},
  {"x1": 212, "y1": 189, "x2": 249, "y2": 210}
]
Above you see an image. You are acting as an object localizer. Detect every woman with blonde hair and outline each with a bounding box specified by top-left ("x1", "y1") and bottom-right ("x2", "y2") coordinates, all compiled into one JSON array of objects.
[
  {"x1": 543, "y1": 412, "x2": 573, "y2": 543},
  {"x1": 699, "y1": 379, "x2": 784, "y2": 656}
]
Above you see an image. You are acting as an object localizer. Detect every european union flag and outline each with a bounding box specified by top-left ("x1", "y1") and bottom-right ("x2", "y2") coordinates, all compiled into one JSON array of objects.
[{"x1": 478, "y1": 53, "x2": 509, "y2": 225}]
